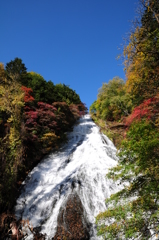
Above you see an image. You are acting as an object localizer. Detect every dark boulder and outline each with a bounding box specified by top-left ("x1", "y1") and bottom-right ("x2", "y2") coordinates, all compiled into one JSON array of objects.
[{"x1": 53, "y1": 193, "x2": 90, "y2": 240}]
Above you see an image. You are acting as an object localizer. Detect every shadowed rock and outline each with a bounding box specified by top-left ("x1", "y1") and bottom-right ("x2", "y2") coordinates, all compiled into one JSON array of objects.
[{"x1": 53, "y1": 193, "x2": 90, "y2": 240}]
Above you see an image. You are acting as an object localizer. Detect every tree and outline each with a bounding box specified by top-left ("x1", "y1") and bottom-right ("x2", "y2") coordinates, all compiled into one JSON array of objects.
[
  {"x1": 90, "y1": 77, "x2": 132, "y2": 121},
  {"x1": 96, "y1": 94, "x2": 159, "y2": 239},
  {"x1": 5, "y1": 57, "x2": 29, "y2": 85},
  {"x1": 21, "y1": 86, "x2": 35, "y2": 103},
  {"x1": 124, "y1": 0, "x2": 159, "y2": 105},
  {"x1": 96, "y1": 118, "x2": 159, "y2": 239},
  {"x1": 141, "y1": 0, "x2": 159, "y2": 25},
  {"x1": 1, "y1": 58, "x2": 86, "y2": 213},
  {"x1": 0, "y1": 64, "x2": 25, "y2": 210},
  {"x1": 125, "y1": 94, "x2": 159, "y2": 126},
  {"x1": 27, "y1": 72, "x2": 48, "y2": 103},
  {"x1": 0, "y1": 63, "x2": 6, "y2": 85},
  {"x1": 26, "y1": 73, "x2": 82, "y2": 105},
  {"x1": 53, "y1": 84, "x2": 81, "y2": 105},
  {"x1": 95, "y1": 1, "x2": 159, "y2": 238}
]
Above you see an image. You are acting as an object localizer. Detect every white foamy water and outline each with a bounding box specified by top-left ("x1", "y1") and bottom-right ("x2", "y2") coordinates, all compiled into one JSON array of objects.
[{"x1": 15, "y1": 114, "x2": 122, "y2": 239}]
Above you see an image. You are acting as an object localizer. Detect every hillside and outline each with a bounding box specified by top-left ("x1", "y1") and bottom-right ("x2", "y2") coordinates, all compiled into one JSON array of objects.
[
  {"x1": 90, "y1": 1, "x2": 159, "y2": 238},
  {"x1": 0, "y1": 58, "x2": 87, "y2": 216}
]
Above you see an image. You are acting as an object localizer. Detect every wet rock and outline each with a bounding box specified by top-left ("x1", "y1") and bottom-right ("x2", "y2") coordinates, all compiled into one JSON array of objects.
[
  {"x1": 53, "y1": 193, "x2": 90, "y2": 240},
  {"x1": 0, "y1": 213, "x2": 22, "y2": 239}
]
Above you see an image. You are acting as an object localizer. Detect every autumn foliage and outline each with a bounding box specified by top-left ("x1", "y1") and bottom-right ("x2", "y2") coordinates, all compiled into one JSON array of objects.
[
  {"x1": 92, "y1": 1, "x2": 159, "y2": 239},
  {"x1": 21, "y1": 86, "x2": 34, "y2": 102},
  {"x1": 126, "y1": 94, "x2": 159, "y2": 126},
  {"x1": 0, "y1": 58, "x2": 87, "y2": 213}
]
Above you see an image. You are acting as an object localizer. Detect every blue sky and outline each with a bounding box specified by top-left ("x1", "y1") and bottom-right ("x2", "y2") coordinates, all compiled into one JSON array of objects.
[{"x1": 0, "y1": 0, "x2": 138, "y2": 109}]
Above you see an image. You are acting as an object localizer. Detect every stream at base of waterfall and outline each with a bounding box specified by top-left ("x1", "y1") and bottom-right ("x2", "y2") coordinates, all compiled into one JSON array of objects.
[{"x1": 15, "y1": 114, "x2": 122, "y2": 239}]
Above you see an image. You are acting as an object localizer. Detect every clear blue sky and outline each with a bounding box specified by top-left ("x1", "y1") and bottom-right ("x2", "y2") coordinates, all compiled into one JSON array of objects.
[{"x1": 0, "y1": 0, "x2": 138, "y2": 109}]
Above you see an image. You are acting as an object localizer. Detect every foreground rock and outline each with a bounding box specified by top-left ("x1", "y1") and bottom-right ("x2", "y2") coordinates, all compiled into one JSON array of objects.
[
  {"x1": 53, "y1": 193, "x2": 90, "y2": 240},
  {"x1": 0, "y1": 192, "x2": 91, "y2": 239}
]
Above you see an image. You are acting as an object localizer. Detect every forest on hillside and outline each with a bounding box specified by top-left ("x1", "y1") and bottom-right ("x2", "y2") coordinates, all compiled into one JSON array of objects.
[
  {"x1": 90, "y1": 0, "x2": 159, "y2": 239},
  {"x1": 0, "y1": 59, "x2": 87, "y2": 213}
]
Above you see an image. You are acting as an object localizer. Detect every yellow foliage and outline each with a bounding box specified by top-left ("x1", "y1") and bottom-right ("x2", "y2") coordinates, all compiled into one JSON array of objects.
[
  {"x1": 41, "y1": 132, "x2": 59, "y2": 153},
  {"x1": 28, "y1": 71, "x2": 44, "y2": 78},
  {"x1": 41, "y1": 132, "x2": 58, "y2": 141},
  {"x1": 0, "y1": 63, "x2": 7, "y2": 84},
  {"x1": 124, "y1": 26, "x2": 159, "y2": 102},
  {"x1": 0, "y1": 69, "x2": 25, "y2": 178}
]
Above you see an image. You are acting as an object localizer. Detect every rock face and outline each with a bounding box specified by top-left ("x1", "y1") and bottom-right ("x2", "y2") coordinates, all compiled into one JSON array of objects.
[{"x1": 53, "y1": 193, "x2": 90, "y2": 240}]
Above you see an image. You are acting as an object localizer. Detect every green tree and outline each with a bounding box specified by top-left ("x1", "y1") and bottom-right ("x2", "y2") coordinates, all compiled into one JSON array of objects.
[
  {"x1": 96, "y1": 118, "x2": 159, "y2": 239},
  {"x1": 90, "y1": 77, "x2": 132, "y2": 121},
  {"x1": 27, "y1": 72, "x2": 48, "y2": 103},
  {"x1": 5, "y1": 57, "x2": 29, "y2": 86},
  {"x1": 26, "y1": 73, "x2": 81, "y2": 105},
  {"x1": 54, "y1": 83, "x2": 81, "y2": 104}
]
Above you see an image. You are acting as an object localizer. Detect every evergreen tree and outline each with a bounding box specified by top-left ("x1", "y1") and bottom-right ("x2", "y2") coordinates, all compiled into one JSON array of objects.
[{"x1": 5, "y1": 57, "x2": 29, "y2": 85}]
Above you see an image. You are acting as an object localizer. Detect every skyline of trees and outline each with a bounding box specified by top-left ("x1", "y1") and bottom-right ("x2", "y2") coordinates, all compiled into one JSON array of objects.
[{"x1": 0, "y1": 57, "x2": 87, "y2": 212}]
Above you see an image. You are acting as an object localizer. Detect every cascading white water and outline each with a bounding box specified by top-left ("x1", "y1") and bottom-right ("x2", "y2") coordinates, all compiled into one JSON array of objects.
[{"x1": 15, "y1": 114, "x2": 122, "y2": 239}]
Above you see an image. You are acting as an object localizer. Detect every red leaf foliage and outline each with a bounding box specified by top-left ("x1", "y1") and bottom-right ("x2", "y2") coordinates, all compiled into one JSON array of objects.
[
  {"x1": 77, "y1": 102, "x2": 88, "y2": 116},
  {"x1": 23, "y1": 100, "x2": 87, "y2": 143},
  {"x1": 38, "y1": 102, "x2": 57, "y2": 111},
  {"x1": 126, "y1": 94, "x2": 159, "y2": 126},
  {"x1": 21, "y1": 86, "x2": 35, "y2": 103},
  {"x1": 24, "y1": 103, "x2": 58, "y2": 136}
]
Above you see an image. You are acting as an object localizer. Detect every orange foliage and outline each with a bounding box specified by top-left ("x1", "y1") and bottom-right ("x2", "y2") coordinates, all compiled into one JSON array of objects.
[{"x1": 21, "y1": 86, "x2": 34, "y2": 103}]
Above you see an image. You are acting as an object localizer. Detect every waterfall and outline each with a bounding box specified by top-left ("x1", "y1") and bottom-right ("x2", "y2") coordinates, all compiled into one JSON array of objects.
[{"x1": 15, "y1": 114, "x2": 122, "y2": 239}]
